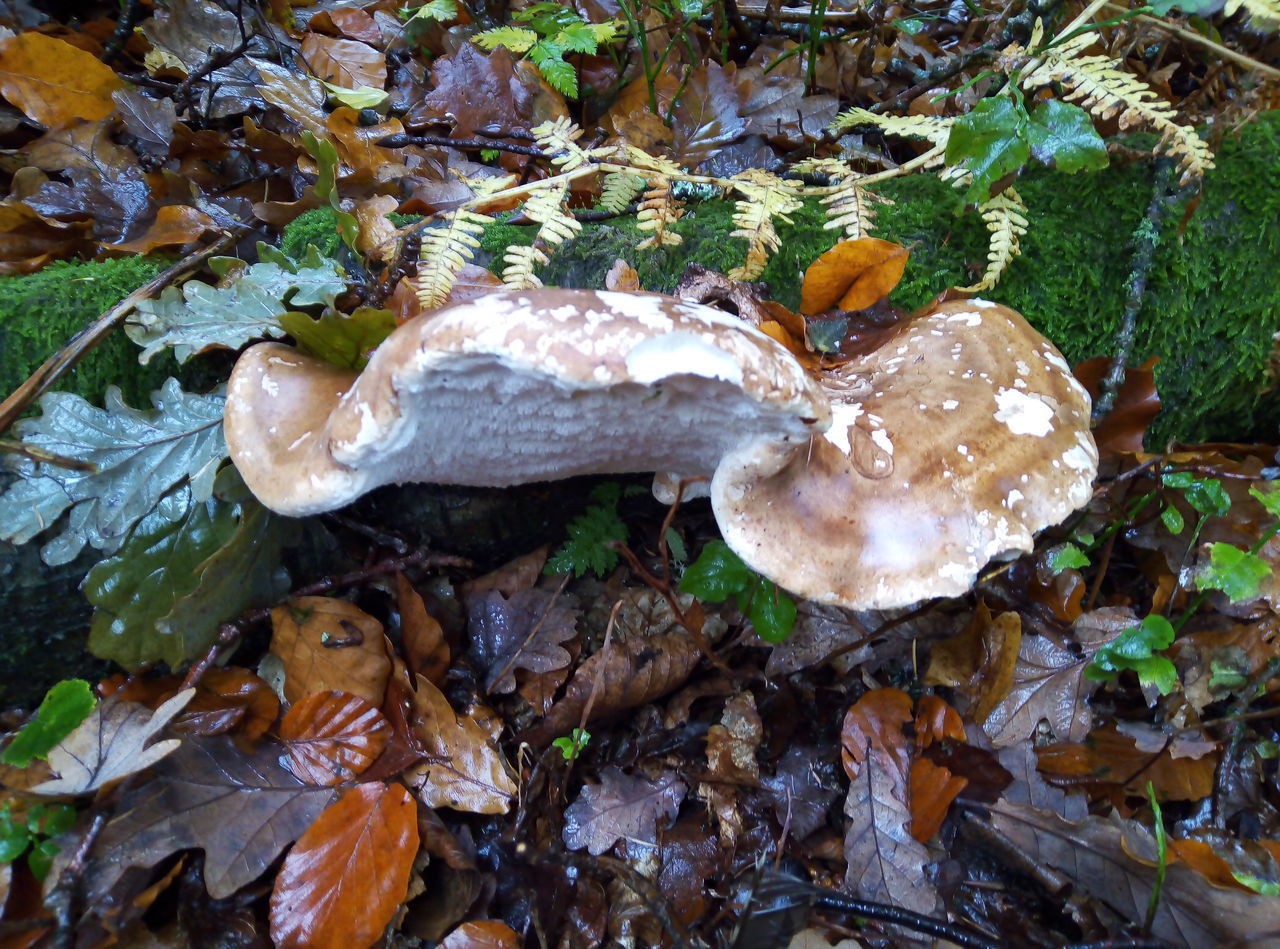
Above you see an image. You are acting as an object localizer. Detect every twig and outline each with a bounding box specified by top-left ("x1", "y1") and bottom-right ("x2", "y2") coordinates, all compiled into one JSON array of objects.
[
  {"x1": 0, "y1": 438, "x2": 97, "y2": 472},
  {"x1": 0, "y1": 226, "x2": 251, "y2": 437},
  {"x1": 1101, "y1": 2, "x2": 1280, "y2": 80},
  {"x1": 1093, "y1": 160, "x2": 1176, "y2": 421},
  {"x1": 46, "y1": 813, "x2": 108, "y2": 949},
  {"x1": 377, "y1": 133, "x2": 548, "y2": 157}
]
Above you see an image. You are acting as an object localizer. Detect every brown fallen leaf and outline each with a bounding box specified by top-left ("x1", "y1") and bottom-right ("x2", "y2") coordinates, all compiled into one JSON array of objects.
[
  {"x1": 99, "y1": 667, "x2": 280, "y2": 740},
  {"x1": 397, "y1": 572, "x2": 450, "y2": 687},
  {"x1": 465, "y1": 587, "x2": 578, "y2": 694},
  {"x1": 909, "y1": 757, "x2": 968, "y2": 842},
  {"x1": 800, "y1": 238, "x2": 910, "y2": 315},
  {"x1": 1036, "y1": 723, "x2": 1217, "y2": 802},
  {"x1": 0, "y1": 33, "x2": 123, "y2": 127},
  {"x1": 30, "y1": 689, "x2": 194, "y2": 796},
  {"x1": 300, "y1": 34, "x2": 387, "y2": 91},
  {"x1": 270, "y1": 597, "x2": 391, "y2": 707},
  {"x1": 270, "y1": 783, "x2": 418, "y2": 949},
  {"x1": 278, "y1": 691, "x2": 392, "y2": 787},
  {"x1": 104, "y1": 205, "x2": 217, "y2": 253},
  {"x1": 403, "y1": 674, "x2": 517, "y2": 814},
  {"x1": 439, "y1": 920, "x2": 521, "y2": 949},
  {"x1": 923, "y1": 603, "x2": 1022, "y2": 725},
  {"x1": 562, "y1": 766, "x2": 687, "y2": 856}
]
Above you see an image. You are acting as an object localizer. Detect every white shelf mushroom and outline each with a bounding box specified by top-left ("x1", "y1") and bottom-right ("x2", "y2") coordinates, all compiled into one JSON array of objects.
[{"x1": 224, "y1": 289, "x2": 1097, "y2": 611}]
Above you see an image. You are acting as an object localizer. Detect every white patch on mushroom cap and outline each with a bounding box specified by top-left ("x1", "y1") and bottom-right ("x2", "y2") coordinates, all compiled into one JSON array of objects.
[
  {"x1": 822, "y1": 401, "x2": 865, "y2": 455},
  {"x1": 624, "y1": 331, "x2": 745, "y2": 384},
  {"x1": 993, "y1": 387, "x2": 1055, "y2": 437}
]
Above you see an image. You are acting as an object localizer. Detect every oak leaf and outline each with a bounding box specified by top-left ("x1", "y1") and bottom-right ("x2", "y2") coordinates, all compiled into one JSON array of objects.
[
  {"x1": 562, "y1": 766, "x2": 687, "y2": 856},
  {"x1": 465, "y1": 587, "x2": 578, "y2": 694},
  {"x1": 279, "y1": 691, "x2": 392, "y2": 787},
  {"x1": 270, "y1": 783, "x2": 418, "y2": 949}
]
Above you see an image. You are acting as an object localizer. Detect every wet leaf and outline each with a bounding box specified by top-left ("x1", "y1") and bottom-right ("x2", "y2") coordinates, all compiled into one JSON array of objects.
[
  {"x1": 439, "y1": 920, "x2": 521, "y2": 949},
  {"x1": 945, "y1": 97, "x2": 1030, "y2": 204},
  {"x1": 0, "y1": 680, "x2": 95, "y2": 767},
  {"x1": 270, "y1": 783, "x2": 418, "y2": 949},
  {"x1": 279, "y1": 692, "x2": 392, "y2": 786},
  {"x1": 397, "y1": 572, "x2": 450, "y2": 687},
  {"x1": 403, "y1": 674, "x2": 517, "y2": 814},
  {"x1": 0, "y1": 33, "x2": 122, "y2": 127},
  {"x1": 105, "y1": 205, "x2": 216, "y2": 253},
  {"x1": 1196, "y1": 543, "x2": 1272, "y2": 602},
  {"x1": 414, "y1": 44, "x2": 555, "y2": 140},
  {"x1": 30, "y1": 690, "x2": 193, "y2": 796},
  {"x1": 1037, "y1": 723, "x2": 1217, "y2": 801},
  {"x1": 840, "y1": 687, "x2": 912, "y2": 784},
  {"x1": 909, "y1": 757, "x2": 967, "y2": 842},
  {"x1": 669, "y1": 62, "x2": 746, "y2": 168},
  {"x1": 924, "y1": 604, "x2": 1022, "y2": 724},
  {"x1": 465, "y1": 588, "x2": 579, "y2": 694},
  {"x1": 254, "y1": 57, "x2": 329, "y2": 138},
  {"x1": 300, "y1": 35, "x2": 387, "y2": 91},
  {"x1": 563, "y1": 766, "x2": 687, "y2": 855},
  {"x1": 1024, "y1": 99, "x2": 1108, "y2": 174},
  {"x1": 800, "y1": 238, "x2": 910, "y2": 314},
  {"x1": 278, "y1": 306, "x2": 397, "y2": 370},
  {"x1": 270, "y1": 597, "x2": 392, "y2": 707},
  {"x1": 1085, "y1": 614, "x2": 1178, "y2": 695}
]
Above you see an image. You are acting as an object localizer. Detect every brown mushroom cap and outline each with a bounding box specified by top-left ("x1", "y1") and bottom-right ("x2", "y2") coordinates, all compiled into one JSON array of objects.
[
  {"x1": 711, "y1": 299, "x2": 1098, "y2": 609},
  {"x1": 224, "y1": 289, "x2": 831, "y2": 516}
]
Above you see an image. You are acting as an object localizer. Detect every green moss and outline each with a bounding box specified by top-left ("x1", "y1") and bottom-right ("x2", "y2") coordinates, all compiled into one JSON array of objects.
[
  {"x1": 280, "y1": 207, "x2": 344, "y2": 260},
  {"x1": 0, "y1": 256, "x2": 178, "y2": 410}
]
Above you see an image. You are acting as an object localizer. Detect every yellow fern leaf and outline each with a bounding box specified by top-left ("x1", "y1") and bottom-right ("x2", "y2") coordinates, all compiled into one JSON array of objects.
[
  {"x1": 726, "y1": 170, "x2": 803, "y2": 280},
  {"x1": 501, "y1": 181, "x2": 582, "y2": 290},
  {"x1": 599, "y1": 171, "x2": 645, "y2": 214},
  {"x1": 1019, "y1": 33, "x2": 1214, "y2": 184},
  {"x1": 532, "y1": 117, "x2": 593, "y2": 171},
  {"x1": 1224, "y1": 0, "x2": 1280, "y2": 26},
  {"x1": 416, "y1": 208, "x2": 490, "y2": 308},
  {"x1": 798, "y1": 160, "x2": 894, "y2": 239},
  {"x1": 636, "y1": 176, "x2": 684, "y2": 249},
  {"x1": 501, "y1": 243, "x2": 549, "y2": 289},
  {"x1": 829, "y1": 107, "x2": 954, "y2": 149},
  {"x1": 961, "y1": 188, "x2": 1029, "y2": 292},
  {"x1": 625, "y1": 145, "x2": 685, "y2": 177}
]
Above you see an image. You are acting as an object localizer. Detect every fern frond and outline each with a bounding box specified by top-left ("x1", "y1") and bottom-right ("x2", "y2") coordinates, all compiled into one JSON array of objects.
[
  {"x1": 417, "y1": 209, "x2": 491, "y2": 307},
  {"x1": 501, "y1": 181, "x2": 582, "y2": 289},
  {"x1": 961, "y1": 187, "x2": 1029, "y2": 292},
  {"x1": 830, "y1": 107, "x2": 954, "y2": 149},
  {"x1": 798, "y1": 159, "x2": 894, "y2": 239},
  {"x1": 624, "y1": 145, "x2": 685, "y2": 177},
  {"x1": 726, "y1": 170, "x2": 804, "y2": 280},
  {"x1": 1019, "y1": 33, "x2": 1214, "y2": 184},
  {"x1": 532, "y1": 117, "x2": 592, "y2": 171},
  {"x1": 599, "y1": 171, "x2": 644, "y2": 214},
  {"x1": 472, "y1": 26, "x2": 539, "y2": 53},
  {"x1": 635, "y1": 175, "x2": 684, "y2": 249}
]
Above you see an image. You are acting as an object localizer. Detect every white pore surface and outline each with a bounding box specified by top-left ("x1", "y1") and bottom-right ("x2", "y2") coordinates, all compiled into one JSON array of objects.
[{"x1": 331, "y1": 354, "x2": 815, "y2": 492}]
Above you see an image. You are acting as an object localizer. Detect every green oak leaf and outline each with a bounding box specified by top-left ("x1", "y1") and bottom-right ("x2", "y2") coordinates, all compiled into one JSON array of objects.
[{"x1": 278, "y1": 307, "x2": 397, "y2": 370}]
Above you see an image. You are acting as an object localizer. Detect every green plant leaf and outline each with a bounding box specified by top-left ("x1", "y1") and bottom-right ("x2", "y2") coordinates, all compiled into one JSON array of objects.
[
  {"x1": 546, "y1": 483, "x2": 628, "y2": 577},
  {"x1": 278, "y1": 307, "x2": 397, "y2": 370},
  {"x1": 126, "y1": 244, "x2": 345, "y2": 365},
  {"x1": 0, "y1": 805, "x2": 30, "y2": 863},
  {"x1": 559, "y1": 20, "x2": 602, "y2": 54},
  {"x1": 1024, "y1": 99, "x2": 1109, "y2": 173},
  {"x1": 301, "y1": 132, "x2": 361, "y2": 253},
  {"x1": 945, "y1": 96, "x2": 1030, "y2": 203},
  {"x1": 679, "y1": 540, "x2": 751, "y2": 602},
  {"x1": 744, "y1": 578, "x2": 797, "y2": 643},
  {"x1": 1195, "y1": 543, "x2": 1272, "y2": 602},
  {"x1": 86, "y1": 471, "x2": 293, "y2": 669},
  {"x1": 0, "y1": 680, "x2": 95, "y2": 767},
  {"x1": 472, "y1": 26, "x2": 539, "y2": 53},
  {"x1": 0, "y1": 380, "x2": 227, "y2": 565},
  {"x1": 1086, "y1": 614, "x2": 1178, "y2": 694},
  {"x1": 1047, "y1": 542, "x2": 1090, "y2": 573},
  {"x1": 1162, "y1": 471, "x2": 1231, "y2": 517},
  {"x1": 320, "y1": 80, "x2": 389, "y2": 110},
  {"x1": 1249, "y1": 483, "x2": 1280, "y2": 518},
  {"x1": 402, "y1": 0, "x2": 458, "y2": 21},
  {"x1": 529, "y1": 40, "x2": 577, "y2": 97},
  {"x1": 1161, "y1": 503, "x2": 1185, "y2": 534}
]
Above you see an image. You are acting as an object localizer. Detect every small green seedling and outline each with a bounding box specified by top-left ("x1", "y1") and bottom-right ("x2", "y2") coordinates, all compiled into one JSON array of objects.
[
  {"x1": 1085, "y1": 614, "x2": 1178, "y2": 695},
  {"x1": 0, "y1": 801, "x2": 77, "y2": 880},
  {"x1": 546, "y1": 483, "x2": 638, "y2": 578},
  {"x1": 679, "y1": 540, "x2": 797, "y2": 643},
  {"x1": 552, "y1": 728, "x2": 591, "y2": 761}
]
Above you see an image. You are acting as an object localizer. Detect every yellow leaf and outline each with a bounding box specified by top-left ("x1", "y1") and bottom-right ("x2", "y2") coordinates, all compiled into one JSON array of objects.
[
  {"x1": 0, "y1": 33, "x2": 123, "y2": 127},
  {"x1": 800, "y1": 237, "x2": 909, "y2": 315}
]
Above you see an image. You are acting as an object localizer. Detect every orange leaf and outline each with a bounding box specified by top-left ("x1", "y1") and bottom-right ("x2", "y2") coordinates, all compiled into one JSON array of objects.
[
  {"x1": 800, "y1": 238, "x2": 909, "y2": 315},
  {"x1": 923, "y1": 603, "x2": 1021, "y2": 725},
  {"x1": 300, "y1": 35, "x2": 387, "y2": 91},
  {"x1": 440, "y1": 920, "x2": 521, "y2": 949},
  {"x1": 270, "y1": 783, "x2": 418, "y2": 949},
  {"x1": 914, "y1": 695, "x2": 965, "y2": 751},
  {"x1": 396, "y1": 572, "x2": 450, "y2": 687},
  {"x1": 270, "y1": 597, "x2": 391, "y2": 707},
  {"x1": 0, "y1": 33, "x2": 122, "y2": 127},
  {"x1": 909, "y1": 757, "x2": 968, "y2": 842},
  {"x1": 840, "y1": 687, "x2": 912, "y2": 783},
  {"x1": 279, "y1": 691, "x2": 392, "y2": 786},
  {"x1": 105, "y1": 205, "x2": 216, "y2": 253}
]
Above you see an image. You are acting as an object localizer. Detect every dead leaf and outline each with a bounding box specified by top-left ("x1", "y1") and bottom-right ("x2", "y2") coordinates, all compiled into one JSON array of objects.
[
  {"x1": 270, "y1": 783, "x2": 418, "y2": 949},
  {"x1": 800, "y1": 238, "x2": 910, "y2": 315},
  {"x1": 354, "y1": 194, "x2": 401, "y2": 261},
  {"x1": 760, "y1": 745, "x2": 841, "y2": 841},
  {"x1": 30, "y1": 690, "x2": 194, "y2": 796},
  {"x1": 326, "y1": 106, "x2": 407, "y2": 176},
  {"x1": 397, "y1": 572, "x2": 450, "y2": 687},
  {"x1": 89, "y1": 735, "x2": 336, "y2": 899},
  {"x1": 562, "y1": 766, "x2": 687, "y2": 856},
  {"x1": 669, "y1": 62, "x2": 747, "y2": 168},
  {"x1": 0, "y1": 32, "x2": 122, "y2": 127},
  {"x1": 403, "y1": 674, "x2": 517, "y2": 814},
  {"x1": 840, "y1": 687, "x2": 912, "y2": 784},
  {"x1": 908, "y1": 757, "x2": 967, "y2": 842},
  {"x1": 439, "y1": 920, "x2": 521, "y2": 949},
  {"x1": 278, "y1": 691, "x2": 392, "y2": 787},
  {"x1": 465, "y1": 587, "x2": 578, "y2": 694},
  {"x1": 309, "y1": 8, "x2": 384, "y2": 45},
  {"x1": 1037, "y1": 723, "x2": 1217, "y2": 801},
  {"x1": 924, "y1": 604, "x2": 1022, "y2": 724},
  {"x1": 914, "y1": 694, "x2": 966, "y2": 750},
  {"x1": 412, "y1": 44, "x2": 560, "y2": 140},
  {"x1": 1074, "y1": 356, "x2": 1161, "y2": 459},
  {"x1": 982, "y1": 607, "x2": 1134, "y2": 747},
  {"x1": 705, "y1": 692, "x2": 763, "y2": 785},
  {"x1": 105, "y1": 205, "x2": 216, "y2": 253},
  {"x1": 99, "y1": 667, "x2": 279, "y2": 740},
  {"x1": 300, "y1": 35, "x2": 387, "y2": 91},
  {"x1": 254, "y1": 57, "x2": 330, "y2": 138},
  {"x1": 270, "y1": 597, "x2": 392, "y2": 707},
  {"x1": 460, "y1": 547, "x2": 548, "y2": 599},
  {"x1": 604, "y1": 259, "x2": 642, "y2": 292}
]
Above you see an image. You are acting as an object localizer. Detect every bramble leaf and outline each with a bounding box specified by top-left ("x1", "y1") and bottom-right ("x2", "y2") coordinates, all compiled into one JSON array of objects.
[
  {"x1": 1024, "y1": 99, "x2": 1108, "y2": 173},
  {"x1": 0, "y1": 380, "x2": 227, "y2": 565},
  {"x1": 945, "y1": 97, "x2": 1030, "y2": 203}
]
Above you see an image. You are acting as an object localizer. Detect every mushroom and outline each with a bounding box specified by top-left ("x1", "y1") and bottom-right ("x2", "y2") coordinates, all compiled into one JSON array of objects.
[
  {"x1": 224, "y1": 289, "x2": 831, "y2": 516},
  {"x1": 709, "y1": 298, "x2": 1098, "y2": 609}
]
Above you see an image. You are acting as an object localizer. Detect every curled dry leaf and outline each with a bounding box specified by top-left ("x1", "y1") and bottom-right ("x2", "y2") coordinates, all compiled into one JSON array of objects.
[
  {"x1": 909, "y1": 757, "x2": 968, "y2": 842},
  {"x1": 396, "y1": 572, "x2": 450, "y2": 687},
  {"x1": 278, "y1": 691, "x2": 392, "y2": 787},
  {"x1": 30, "y1": 689, "x2": 194, "y2": 796},
  {"x1": 270, "y1": 783, "x2": 418, "y2": 949},
  {"x1": 439, "y1": 920, "x2": 522, "y2": 949},
  {"x1": 403, "y1": 674, "x2": 517, "y2": 814},
  {"x1": 0, "y1": 33, "x2": 123, "y2": 127},
  {"x1": 270, "y1": 597, "x2": 391, "y2": 707},
  {"x1": 562, "y1": 766, "x2": 687, "y2": 856},
  {"x1": 799, "y1": 237, "x2": 910, "y2": 314},
  {"x1": 923, "y1": 603, "x2": 1022, "y2": 725},
  {"x1": 982, "y1": 607, "x2": 1135, "y2": 747}
]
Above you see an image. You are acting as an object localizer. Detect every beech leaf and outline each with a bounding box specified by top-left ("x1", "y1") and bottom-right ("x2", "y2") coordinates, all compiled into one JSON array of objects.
[
  {"x1": 278, "y1": 691, "x2": 392, "y2": 786},
  {"x1": 0, "y1": 33, "x2": 122, "y2": 127}
]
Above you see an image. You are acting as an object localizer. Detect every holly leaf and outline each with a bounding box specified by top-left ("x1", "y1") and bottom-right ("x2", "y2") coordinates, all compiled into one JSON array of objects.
[
  {"x1": 0, "y1": 680, "x2": 95, "y2": 767},
  {"x1": 126, "y1": 244, "x2": 345, "y2": 364},
  {"x1": 0, "y1": 380, "x2": 227, "y2": 565},
  {"x1": 30, "y1": 690, "x2": 194, "y2": 796},
  {"x1": 270, "y1": 783, "x2": 417, "y2": 949},
  {"x1": 562, "y1": 766, "x2": 687, "y2": 855},
  {"x1": 1195, "y1": 543, "x2": 1272, "y2": 603},
  {"x1": 945, "y1": 96, "x2": 1030, "y2": 203},
  {"x1": 1024, "y1": 99, "x2": 1108, "y2": 173}
]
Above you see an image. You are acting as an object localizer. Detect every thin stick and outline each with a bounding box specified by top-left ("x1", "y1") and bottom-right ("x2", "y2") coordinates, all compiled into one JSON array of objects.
[{"x1": 0, "y1": 226, "x2": 250, "y2": 437}]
